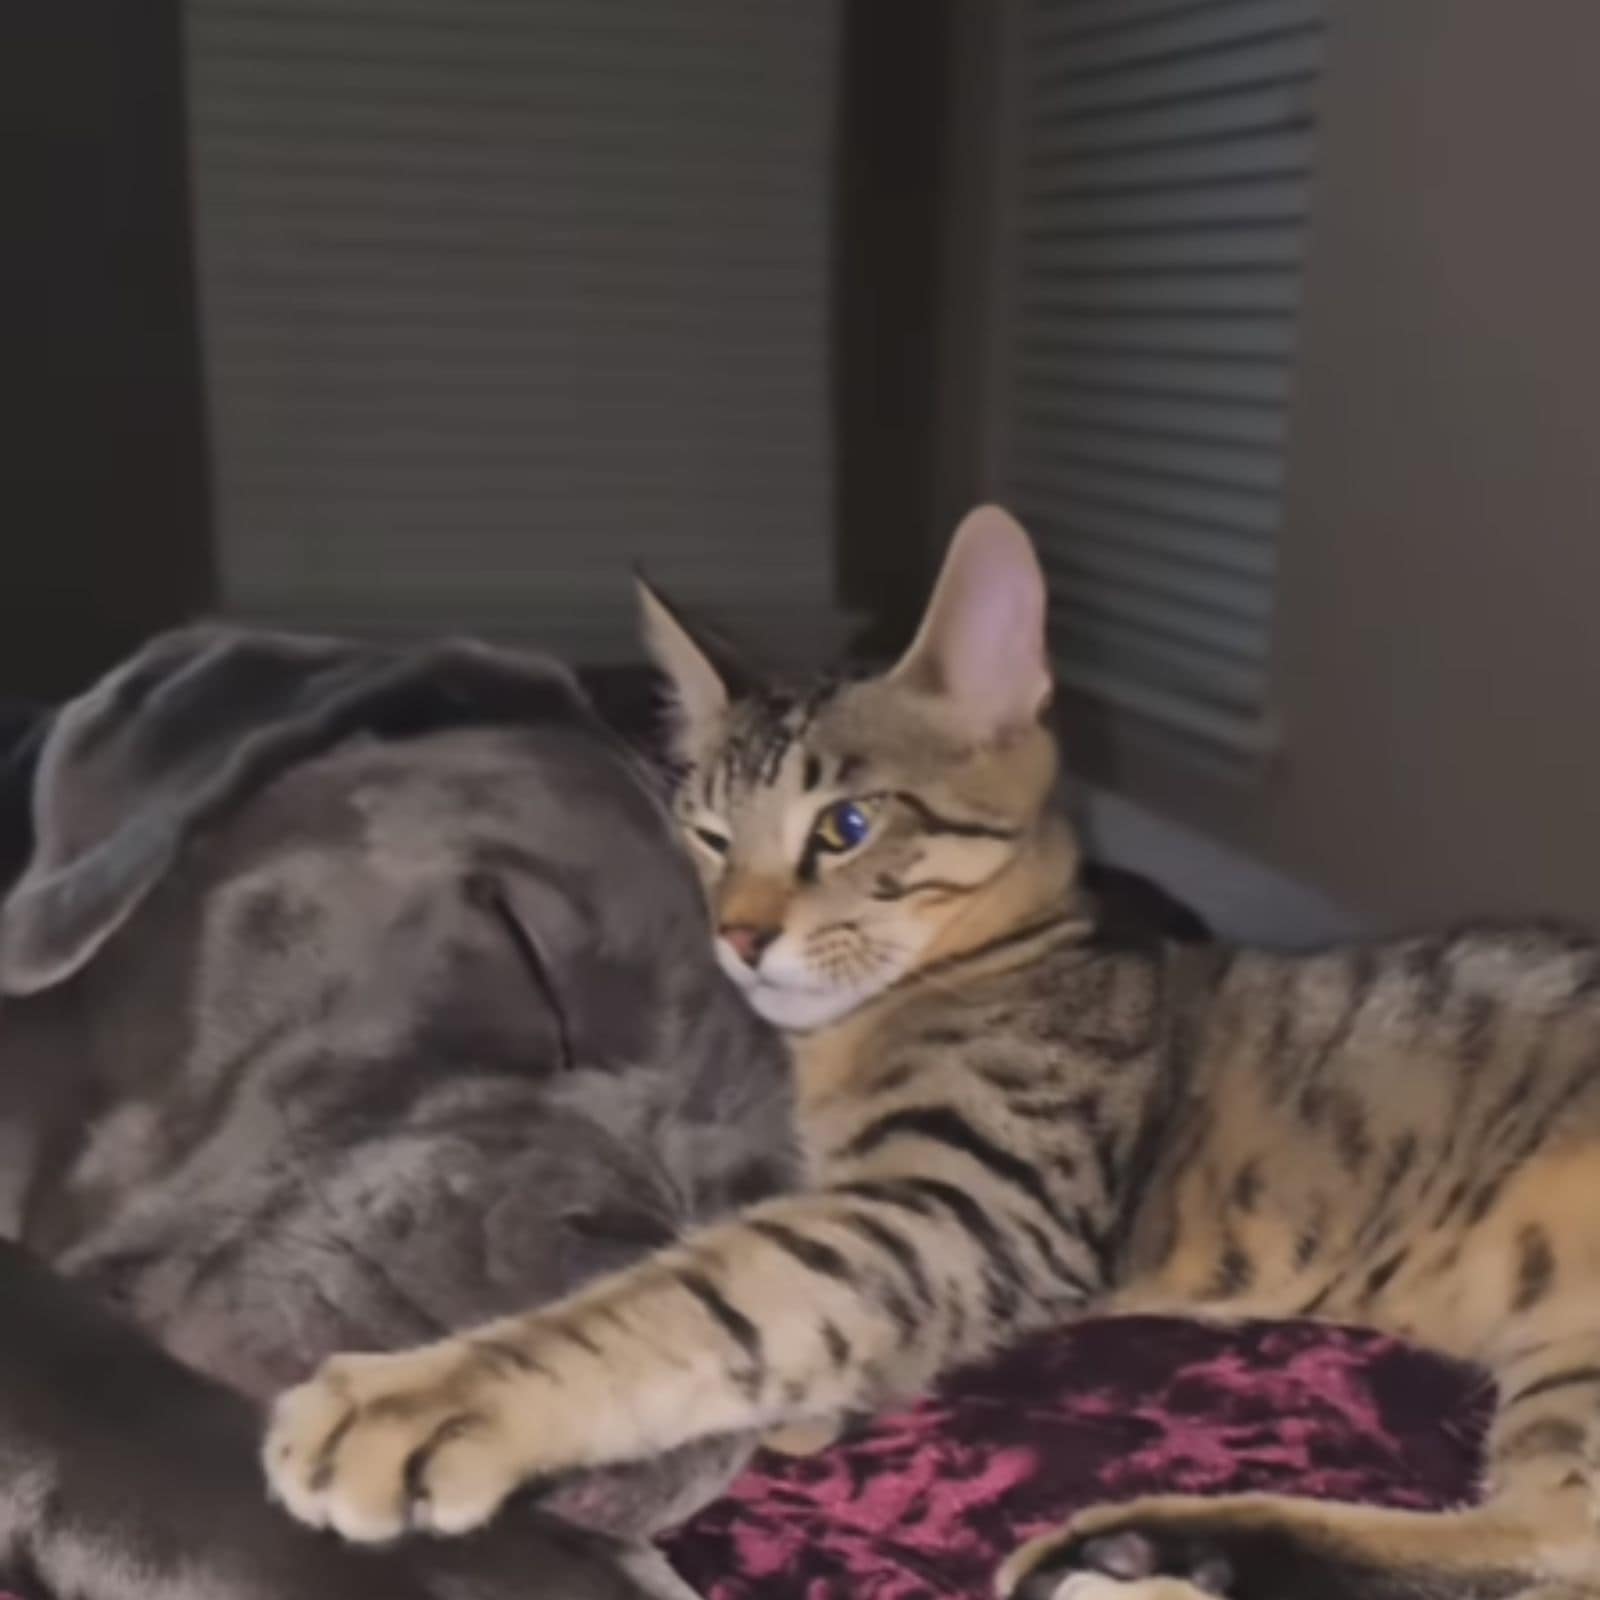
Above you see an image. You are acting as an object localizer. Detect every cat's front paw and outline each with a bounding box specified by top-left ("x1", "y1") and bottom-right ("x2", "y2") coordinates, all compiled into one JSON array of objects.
[{"x1": 264, "y1": 1338, "x2": 545, "y2": 1543}]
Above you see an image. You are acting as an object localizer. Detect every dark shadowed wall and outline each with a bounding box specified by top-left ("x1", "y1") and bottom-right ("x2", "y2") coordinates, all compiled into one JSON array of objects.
[
  {"x1": 0, "y1": 0, "x2": 214, "y2": 701},
  {"x1": 977, "y1": 0, "x2": 1600, "y2": 930}
]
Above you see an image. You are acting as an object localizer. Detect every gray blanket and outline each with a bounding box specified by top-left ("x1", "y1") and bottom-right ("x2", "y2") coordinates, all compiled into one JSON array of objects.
[{"x1": 0, "y1": 626, "x2": 794, "y2": 1600}]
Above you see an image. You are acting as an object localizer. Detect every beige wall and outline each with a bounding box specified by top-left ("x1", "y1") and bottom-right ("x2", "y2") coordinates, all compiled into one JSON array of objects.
[{"x1": 1054, "y1": 0, "x2": 1600, "y2": 930}]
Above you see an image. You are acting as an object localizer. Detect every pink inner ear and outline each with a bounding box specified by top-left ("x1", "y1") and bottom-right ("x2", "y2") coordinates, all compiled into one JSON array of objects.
[
  {"x1": 636, "y1": 578, "x2": 728, "y2": 741},
  {"x1": 901, "y1": 507, "x2": 1052, "y2": 735}
]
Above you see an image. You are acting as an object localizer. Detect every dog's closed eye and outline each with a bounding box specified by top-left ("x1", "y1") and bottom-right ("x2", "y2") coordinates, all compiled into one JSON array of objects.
[{"x1": 464, "y1": 873, "x2": 575, "y2": 1074}]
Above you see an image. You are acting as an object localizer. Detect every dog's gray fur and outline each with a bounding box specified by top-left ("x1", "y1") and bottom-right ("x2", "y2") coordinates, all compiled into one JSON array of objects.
[{"x1": 0, "y1": 626, "x2": 793, "y2": 1600}]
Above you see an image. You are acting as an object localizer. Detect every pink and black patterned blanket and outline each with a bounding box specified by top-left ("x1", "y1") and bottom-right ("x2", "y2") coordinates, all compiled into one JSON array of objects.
[
  {"x1": 0, "y1": 1325, "x2": 1484, "y2": 1600},
  {"x1": 663, "y1": 1317, "x2": 1487, "y2": 1599}
]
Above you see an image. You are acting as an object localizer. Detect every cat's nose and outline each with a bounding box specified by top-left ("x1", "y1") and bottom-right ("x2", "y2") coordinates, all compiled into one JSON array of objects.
[{"x1": 719, "y1": 923, "x2": 779, "y2": 969}]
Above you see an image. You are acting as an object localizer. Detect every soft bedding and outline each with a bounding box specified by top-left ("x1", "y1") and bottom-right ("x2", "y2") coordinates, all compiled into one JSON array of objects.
[
  {"x1": 664, "y1": 1318, "x2": 1485, "y2": 1599},
  {"x1": 0, "y1": 1317, "x2": 1483, "y2": 1600}
]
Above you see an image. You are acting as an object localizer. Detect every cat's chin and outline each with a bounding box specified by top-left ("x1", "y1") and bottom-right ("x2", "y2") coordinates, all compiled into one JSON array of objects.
[
  {"x1": 714, "y1": 944, "x2": 886, "y2": 1032},
  {"x1": 740, "y1": 979, "x2": 876, "y2": 1035}
]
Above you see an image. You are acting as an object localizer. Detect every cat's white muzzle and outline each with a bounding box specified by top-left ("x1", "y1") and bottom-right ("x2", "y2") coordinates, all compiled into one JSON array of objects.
[{"x1": 715, "y1": 938, "x2": 874, "y2": 1033}]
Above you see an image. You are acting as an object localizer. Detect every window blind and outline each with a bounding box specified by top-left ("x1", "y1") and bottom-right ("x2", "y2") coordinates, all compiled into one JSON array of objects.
[
  {"x1": 993, "y1": 0, "x2": 1327, "y2": 758},
  {"x1": 183, "y1": 0, "x2": 841, "y2": 662}
]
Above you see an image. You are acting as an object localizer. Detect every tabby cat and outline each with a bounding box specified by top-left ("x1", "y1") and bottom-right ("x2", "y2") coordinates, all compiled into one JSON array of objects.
[{"x1": 266, "y1": 508, "x2": 1600, "y2": 1600}]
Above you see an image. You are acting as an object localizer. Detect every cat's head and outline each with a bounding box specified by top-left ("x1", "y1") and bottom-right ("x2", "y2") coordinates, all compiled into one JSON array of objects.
[{"x1": 638, "y1": 507, "x2": 1076, "y2": 1033}]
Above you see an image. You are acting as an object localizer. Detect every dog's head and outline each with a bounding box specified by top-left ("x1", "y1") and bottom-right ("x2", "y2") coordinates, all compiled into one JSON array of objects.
[
  {"x1": 4, "y1": 627, "x2": 592, "y2": 991},
  {"x1": 0, "y1": 626, "x2": 791, "y2": 1538},
  {"x1": 0, "y1": 626, "x2": 778, "y2": 1092}
]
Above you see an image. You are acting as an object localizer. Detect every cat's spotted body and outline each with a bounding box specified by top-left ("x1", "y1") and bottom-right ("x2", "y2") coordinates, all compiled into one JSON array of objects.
[{"x1": 267, "y1": 510, "x2": 1600, "y2": 1600}]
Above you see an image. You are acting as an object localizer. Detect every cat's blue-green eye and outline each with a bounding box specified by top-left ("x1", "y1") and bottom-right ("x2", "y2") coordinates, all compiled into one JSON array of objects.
[{"x1": 812, "y1": 799, "x2": 873, "y2": 855}]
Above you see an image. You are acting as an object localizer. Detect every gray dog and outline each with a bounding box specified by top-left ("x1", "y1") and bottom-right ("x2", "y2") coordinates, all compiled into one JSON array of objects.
[{"x1": 0, "y1": 626, "x2": 795, "y2": 1600}]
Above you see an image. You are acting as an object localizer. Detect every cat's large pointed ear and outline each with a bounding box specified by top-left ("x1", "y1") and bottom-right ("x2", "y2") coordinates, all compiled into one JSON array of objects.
[
  {"x1": 635, "y1": 575, "x2": 747, "y2": 756},
  {"x1": 889, "y1": 506, "x2": 1052, "y2": 739}
]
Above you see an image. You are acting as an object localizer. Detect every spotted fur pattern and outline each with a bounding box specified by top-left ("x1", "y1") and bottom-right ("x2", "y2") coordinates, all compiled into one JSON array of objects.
[{"x1": 266, "y1": 511, "x2": 1600, "y2": 1600}]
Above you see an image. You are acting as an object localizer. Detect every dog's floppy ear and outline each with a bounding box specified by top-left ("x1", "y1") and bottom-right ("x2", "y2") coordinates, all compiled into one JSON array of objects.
[{"x1": 0, "y1": 625, "x2": 594, "y2": 997}]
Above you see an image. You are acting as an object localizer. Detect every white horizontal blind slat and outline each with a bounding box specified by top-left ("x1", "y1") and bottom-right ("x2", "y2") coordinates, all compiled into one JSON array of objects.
[
  {"x1": 1017, "y1": 425, "x2": 1286, "y2": 494},
  {"x1": 999, "y1": 0, "x2": 1327, "y2": 757},
  {"x1": 185, "y1": 0, "x2": 841, "y2": 661},
  {"x1": 1023, "y1": 223, "x2": 1306, "y2": 274},
  {"x1": 1020, "y1": 269, "x2": 1303, "y2": 315},
  {"x1": 1028, "y1": 28, "x2": 1324, "y2": 115},
  {"x1": 1032, "y1": 0, "x2": 1322, "y2": 68},
  {"x1": 1017, "y1": 500, "x2": 1276, "y2": 579},
  {"x1": 1017, "y1": 388, "x2": 1287, "y2": 448},
  {"x1": 1024, "y1": 128, "x2": 1315, "y2": 194},
  {"x1": 1016, "y1": 350, "x2": 1292, "y2": 404},
  {"x1": 1024, "y1": 315, "x2": 1298, "y2": 360},
  {"x1": 1028, "y1": 79, "x2": 1317, "y2": 156},
  {"x1": 1056, "y1": 605, "x2": 1270, "y2": 703},
  {"x1": 1026, "y1": 177, "x2": 1311, "y2": 233}
]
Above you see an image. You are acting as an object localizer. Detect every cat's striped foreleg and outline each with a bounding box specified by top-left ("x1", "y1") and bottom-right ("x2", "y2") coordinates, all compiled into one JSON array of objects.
[{"x1": 263, "y1": 1181, "x2": 1097, "y2": 1542}]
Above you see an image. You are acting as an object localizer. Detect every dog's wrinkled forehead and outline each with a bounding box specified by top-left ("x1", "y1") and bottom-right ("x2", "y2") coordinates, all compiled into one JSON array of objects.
[
  {"x1": 0, "y1": 625, "x2": 610, "y2": 998},
  {"x1": 175, "y1": 718, "x2": 700, "y2": 1085}
]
